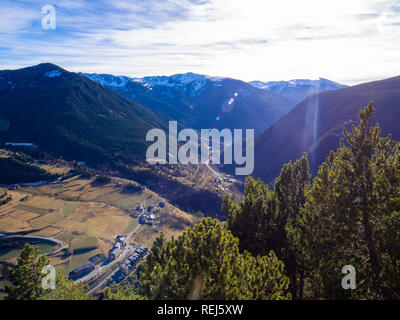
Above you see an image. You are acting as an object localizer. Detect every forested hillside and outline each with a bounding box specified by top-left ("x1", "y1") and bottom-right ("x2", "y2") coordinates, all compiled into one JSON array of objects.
[{"x1": 0, "y1": 64, "x2": 169, "y2": 168}]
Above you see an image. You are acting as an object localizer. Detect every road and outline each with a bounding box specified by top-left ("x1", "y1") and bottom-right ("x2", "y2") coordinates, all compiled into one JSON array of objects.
[
  {"x1": 75, "y1": 244, "x2": 135, "y2": 284},
  {"x1": 0, "y1": 233, "x2": 66, "y2": 256},
  {"x1": 0, "y1": 207, "x2": 67, "y2": 256},
  {"x1": 87, "y1": 265, "x2": 120, "y2": 295},
  {"x1": 88, "y1": 251, "x2": 150, "y2": 295},
  {"x1": 75, "y1": 194, "x2": 149, "y2": 287},
  {"x1": 205, "y1": 156, "x2": 221, "y2": 178}
]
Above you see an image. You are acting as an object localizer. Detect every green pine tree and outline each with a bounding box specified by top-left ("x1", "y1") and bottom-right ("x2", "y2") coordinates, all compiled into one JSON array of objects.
[
  {"x1": 40, "y1": 273, "x2": 89, "y2": 300},
  {"x1": 274, "y1": 153, "x2": 310, "y2": 299},
  {"x1": 223, "y1": 154, "x2": 310, "y2": 299},
  {"x1": 5, "y1": 244, "x2": 49, "y2": 300},
  {"x1": 289, "y1": 102, "x2": 400, "y2": 299},
  {"x1": 137, "y1": 218, "x2": 291, "y2": 300},
  {"x1": 104, "y1": 283, "x2": 145, "y2": 300}
]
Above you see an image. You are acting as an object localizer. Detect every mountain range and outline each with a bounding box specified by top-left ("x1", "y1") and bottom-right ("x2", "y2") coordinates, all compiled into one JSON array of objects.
[
  {"x1": 4, "y1": 62, "x2": 385, "y2": 187},
  {"x1": 249, "y1": 78, "x2": 347, "y2": 107},
  {"x1": 82, "y1": 72, "x2": 345, "y2": 134},
  {"x1": 252, "y1": 75, "x2": 400, "y2": 183},
  {"x1": 82, "y1": 72, "x2": 291, "y2": 133}
]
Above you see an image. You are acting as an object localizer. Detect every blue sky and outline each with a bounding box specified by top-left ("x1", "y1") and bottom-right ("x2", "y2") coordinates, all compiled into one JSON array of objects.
[{"x1": 1, "y1": 0, "x2": 400, "y2": 84}]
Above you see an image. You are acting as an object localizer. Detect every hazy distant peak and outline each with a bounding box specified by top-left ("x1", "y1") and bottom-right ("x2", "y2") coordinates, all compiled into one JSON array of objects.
[{"x1": 249, "y1": 78, "x2": 346, "y2": 92}]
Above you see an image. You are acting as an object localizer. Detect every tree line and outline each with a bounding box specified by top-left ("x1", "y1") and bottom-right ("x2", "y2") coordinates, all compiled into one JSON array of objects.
[{"x1": 223, "y1": 103, "x2": 400, "y2": 299}]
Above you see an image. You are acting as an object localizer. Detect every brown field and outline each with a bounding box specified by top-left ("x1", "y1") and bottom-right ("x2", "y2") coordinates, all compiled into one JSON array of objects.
[
  {"x1": 0, "y1": 214, "x2": 31, "y2": 233},
  {"x1": 21, "y1": 195, "x2": 64, "y2": 210},
  {"x1": 29, "y1": 226, "x2": 63, "y2": 237},
  {"x1": 56, "y1": 201, "x2": 133, "y2": 248},
  {"x1": 30, "y1": 210, "x2": 63, "y2": 229},
  {"x1": 9, "y1": 210, "x2": 40, "y2": 221},
  {"x1": 48, "y1": 251, "x2": 69, "y2": 267},
  {"x1": 0, "y1": 161, "x2": 200, "y2": 278},
  {"x1": 0, "y1": 191, "x2": 30, "y2": 217},
  {"x1": 40, "y1": 164, "x2": 69, "y2": 175}
]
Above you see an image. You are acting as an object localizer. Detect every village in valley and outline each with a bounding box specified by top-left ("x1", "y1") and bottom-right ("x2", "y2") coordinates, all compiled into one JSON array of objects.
[
  {"x1": 0, "y1": 138, "x2": 243, "y2": 298},
  {"x1": 69, "y1": 198, "x2": 166, "y2": 293},
  {"x1": 0, "y1": 147, "x2": 199, "y2": 298}
]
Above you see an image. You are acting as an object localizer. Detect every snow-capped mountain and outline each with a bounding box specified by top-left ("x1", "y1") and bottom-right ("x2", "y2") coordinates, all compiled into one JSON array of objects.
[
  {"x1": 82, "y1": 72, "x2": 226, "y2": 98},
  {"x1": 143, "y1": 72, "x2": 224, "y2": 93},
  {"x1": 249, "y1": 78, "x2": 346, "y2": 107},
  {"x1": 82, "y1": 72, "x2": 292, "y2": 133},
  {"x1": 82, "y1": 72, "x2": 198, "y2": 123},
  {"x1": 82, "y1": 71, "x2": 345, "y2": 133},
  {"x1": 250, "y1": 78, "x2": 345, "y2": 92},
  {"x1": 81, "y1": 73, "x2": 132, "y2": 88}
]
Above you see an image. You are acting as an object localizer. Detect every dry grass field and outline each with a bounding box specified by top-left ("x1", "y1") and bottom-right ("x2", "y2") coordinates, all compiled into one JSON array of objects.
[
  {"x1": 29, "y1": 226, "x2": 63, "y2": 237},
  {"x1": 39, "y1": 164, "x2": 70, "y2": 176},
  {"x1": 1, "y1": 163, "x2": 199, "y2": 277}
]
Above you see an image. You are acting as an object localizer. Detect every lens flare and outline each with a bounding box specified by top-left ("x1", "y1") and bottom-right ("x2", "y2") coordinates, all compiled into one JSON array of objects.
[{"x1": 222, "y1": 99, "x2": 234, "y2": 113}]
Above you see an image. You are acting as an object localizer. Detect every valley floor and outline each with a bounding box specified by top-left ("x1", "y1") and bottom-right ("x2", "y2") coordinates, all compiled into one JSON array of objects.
[{"x1": 0, "y1": 160, "x2": 199, "y2": 296}]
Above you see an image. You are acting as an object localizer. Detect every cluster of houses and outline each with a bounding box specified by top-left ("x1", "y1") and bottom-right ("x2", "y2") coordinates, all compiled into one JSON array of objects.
[
  {"x1": 108, "y1": 235, "x2": 126, "y2": 260},
  {"x1": 120, "y1": 246, "x2": 148, "y2": 273},
  {"x1": 214, "y1": 175, "x2": 236, "y2": 191},
  {"x1": 135, "y1": 201, "x2": 165, "y2": 226},
  {"x1": 139, "y1": 211, "x2": 158, "y2": 225}
]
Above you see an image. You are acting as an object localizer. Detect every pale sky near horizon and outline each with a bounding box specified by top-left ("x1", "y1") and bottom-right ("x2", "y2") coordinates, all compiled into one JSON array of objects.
[{"x1": 0, "y1": 0, "x2": 400, "y2": 85}]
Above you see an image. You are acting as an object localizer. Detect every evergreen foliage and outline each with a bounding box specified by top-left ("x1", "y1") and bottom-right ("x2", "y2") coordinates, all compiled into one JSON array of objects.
[
  {"x1": 40, "y1": 273, "x2": 89, "y2": 300},
  {"x1": 137, "y1": 218, "x2": 291, "y2": 300},
  {"x1": 0, "y1": 157, "x2": 58, "y2": 185},
  {"x1": 289, "y1": 102, "x2": 400, "y2": 299},
  {"x1": 5, "y1": 244, "x2": 49, "y2": 300}
]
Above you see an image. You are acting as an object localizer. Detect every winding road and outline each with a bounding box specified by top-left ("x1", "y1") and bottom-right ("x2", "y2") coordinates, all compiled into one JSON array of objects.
[
  {"x1": 0, "y1": 233, "x2": 66, "y2": 256},
  {"x1": 74, "y1": 195, "x2": 149, "y2": 289}
]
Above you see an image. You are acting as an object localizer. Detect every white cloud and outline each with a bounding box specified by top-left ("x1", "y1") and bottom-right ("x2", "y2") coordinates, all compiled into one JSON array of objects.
[{"x1": 0, "y1": 0, "x2": 400, "y2": 84}]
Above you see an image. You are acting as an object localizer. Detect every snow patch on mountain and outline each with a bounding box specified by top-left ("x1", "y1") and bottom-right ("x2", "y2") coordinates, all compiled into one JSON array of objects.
[
  {"x1": 131, "y1": 79, "x2": 153, "y2": 90},
  {"x1": 142, "y1": 72, "x2": 224, "y2": 96},
  {"x1": 82, "y1": 72, "x2": 226, "y2": 97},
  {"x1": 45, "y1": 70, "x2": 62, "y2": 78},
  {"x1": 249, "y1": 78, "x2": 346, "y2": 93},
  {"x1": 81, "y1": 73, "x2": 131, "y2": 88}
]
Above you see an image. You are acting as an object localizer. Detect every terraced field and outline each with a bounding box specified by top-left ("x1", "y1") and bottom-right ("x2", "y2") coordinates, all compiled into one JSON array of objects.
[{"x1": 0, "y1": 168, "x2": 198, "y2": 280}]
